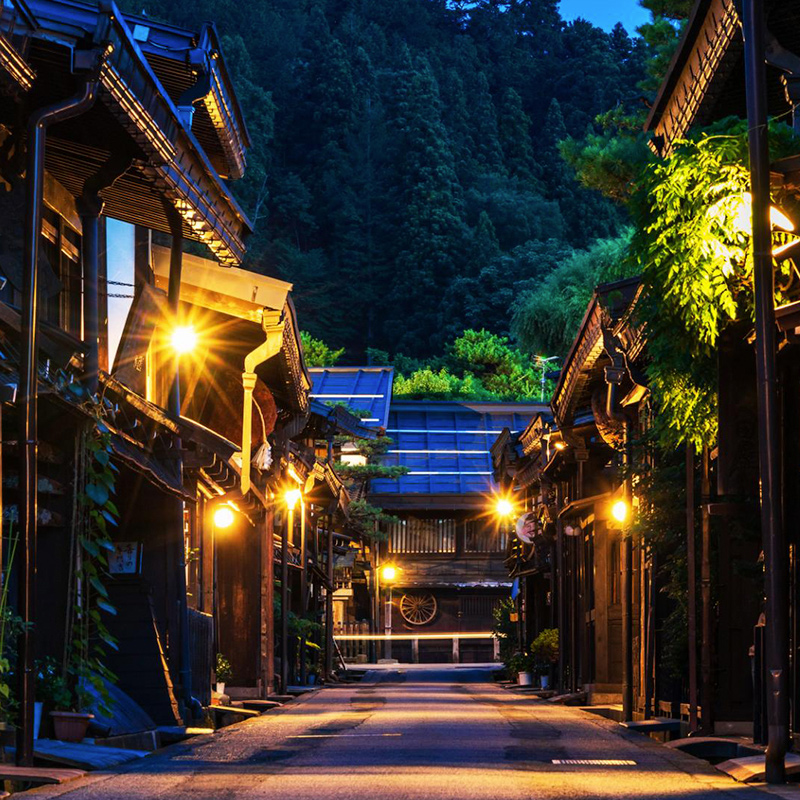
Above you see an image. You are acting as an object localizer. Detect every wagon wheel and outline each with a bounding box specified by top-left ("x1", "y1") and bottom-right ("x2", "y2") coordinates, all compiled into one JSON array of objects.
[{"x1": 399, "y1": 592, "x2": 437, "y2": 626}]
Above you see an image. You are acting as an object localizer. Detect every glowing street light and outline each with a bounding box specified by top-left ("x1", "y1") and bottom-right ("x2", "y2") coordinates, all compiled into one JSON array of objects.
[
  {"x1": 284, "y1": 488, "x2": 302, "y2": 510},
  {"x1": 381, "y1": 564, "x2": 398, "y2": 583},
  {"x1": 171, "y1": 324, "x2": 198, "y2": 355},
  {"x1": 716, "y1": 192, "x2": 795, "y2": 235},
  {"x1": 214, "y1": 504, "x2": 235, "y2": 529},
  {"x1": 611, "y1": 499, "x2": 629, "y2": 523},
  {"x1": 495, "y1": 497, "x2": 514, "y2": 519}
]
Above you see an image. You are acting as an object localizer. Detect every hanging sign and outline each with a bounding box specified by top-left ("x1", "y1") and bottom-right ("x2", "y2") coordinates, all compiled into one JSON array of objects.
[{"x1": 515, "y1": 512, "x2": 536, "y2": 544}]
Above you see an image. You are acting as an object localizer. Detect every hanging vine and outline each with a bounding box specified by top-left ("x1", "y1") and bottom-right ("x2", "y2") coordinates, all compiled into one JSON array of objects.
[
  {"x1": 627, "y1": 117, "x2": 800, "y2": 449},
  {"x1": 58, "y1": 377, "x2": 121, "y2": 713}
]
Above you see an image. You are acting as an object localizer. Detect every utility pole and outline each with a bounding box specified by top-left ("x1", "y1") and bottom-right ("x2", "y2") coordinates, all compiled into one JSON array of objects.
[
  {"x1": 742, "y1": 0, "x2": 789, "y2": 782},
  {"x1": 534, "y1": 356, "x2": 559, "y2": 402}
]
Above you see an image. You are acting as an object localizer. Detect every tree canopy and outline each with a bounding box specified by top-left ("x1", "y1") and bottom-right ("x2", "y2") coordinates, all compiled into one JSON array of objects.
[{"x1": 119, "y1": 0, "x2": 650, "y2": 361}]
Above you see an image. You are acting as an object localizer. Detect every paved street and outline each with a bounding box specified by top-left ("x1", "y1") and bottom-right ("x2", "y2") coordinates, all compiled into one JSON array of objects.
[{"x1": 24, "y1": 667, "x2": 780, "y2": 800}]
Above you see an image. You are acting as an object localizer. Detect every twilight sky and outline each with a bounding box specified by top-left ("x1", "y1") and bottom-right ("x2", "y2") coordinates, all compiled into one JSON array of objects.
[{"x1": 559, "y1": 0, "x2": 649, "y2": 32}]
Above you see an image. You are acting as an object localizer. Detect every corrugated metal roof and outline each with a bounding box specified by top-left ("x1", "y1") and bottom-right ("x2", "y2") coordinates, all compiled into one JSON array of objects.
[
  {"x1": 373, "y1": 400, "x2": 545, "y2": 496},
  {"x1": 308, "y1": 367, "x2": 394, "y2": 428}
]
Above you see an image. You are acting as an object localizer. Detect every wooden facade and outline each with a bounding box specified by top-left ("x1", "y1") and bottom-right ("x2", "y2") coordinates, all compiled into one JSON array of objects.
[
  {"x1": 643, "y1": 0, "x2": 800, "y2": 737},
  {"x1": 0, "y1": 0, "x2": 352, "y2": 756},
  {"x1": 368, "y1": 399, "x2": 546, "y2": 663},
  {"x1": 493, "y1": 279, "x2": 649, "y2": 705}
]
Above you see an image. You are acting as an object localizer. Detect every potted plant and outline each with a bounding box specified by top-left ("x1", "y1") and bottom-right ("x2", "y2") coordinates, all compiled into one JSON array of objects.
[
  {"x1": 42, "y1": 664, "x2": 94, "y2": 743},
  {"x1": 50, "y1": 690, "x2": 95, "y2": 743},
  {"x1": 36, "y1": 658, "x2": 68, "y2": 739},
  {"x1": 530, "y1": 628, "x2": 559, "y2": 689},
  {"x1": 492, "y1": 598, "x2": 518, "y2": 667},
  {"x1": 215, "y1": 653, "x2": 232, "y2": 695},
  {"x1": 508, "y1": 652, "x2": 536, "y2": 686}
]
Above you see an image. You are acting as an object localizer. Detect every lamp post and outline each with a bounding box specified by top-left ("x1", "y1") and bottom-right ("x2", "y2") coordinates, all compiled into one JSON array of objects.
[
  {"x1": 283, "y1": 488, "x2": 302, "y2": 692},
  {"x1": 381, "y1": 564, "x2": 397, "y2": 660},
  {"x1": 494, "y1": 496, "x2": 519, "y2": 649},
  {"x1": 610, "y1": 494, "x2": 633, "y2": 720},
  {"x1": 211, "y1": 504, "x2": 235, "y2": 663}
]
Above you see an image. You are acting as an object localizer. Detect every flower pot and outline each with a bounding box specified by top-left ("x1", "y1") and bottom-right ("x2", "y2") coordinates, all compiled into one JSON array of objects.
[
  {"x1": 215, "y1": 682, "x2": 226, "y2": 695},
  {"x1": 517, "y1": 671, "x2": 533, "y2": 687},
  {"x1": 50, "y1": 711, "x2": 94, "y2": 743},
  {"x1": 34, "y1": 702, "x2": 43, "y2": 739},
  {"x1": 540, "y1": 675, "x2": 550, "y2": 689}
]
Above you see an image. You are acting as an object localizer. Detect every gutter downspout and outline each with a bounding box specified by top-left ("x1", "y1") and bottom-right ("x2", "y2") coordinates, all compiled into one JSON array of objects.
[
  {"x1": 162, "y1": 201, "x2": 194, "y2": 722},
  {"x1": 17, "y1": 76, "x2": 102, "y2": 768},
  {"x1": 604, "y1": 364, "x2": 633, "y2": 722},
  {"x1": 78, "y1": 154, "x2": 132, "y2": 392},
  {"x1": 240, "y1": 310, "x2": 284, "y2": 495}
]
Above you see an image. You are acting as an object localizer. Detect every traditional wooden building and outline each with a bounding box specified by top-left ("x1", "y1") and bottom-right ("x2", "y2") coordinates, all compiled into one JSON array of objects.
[
  {"x1": 644, "y1": 0, "x2": 800, "y2": 738},
  {"x1": 0, "y1": 0, "x2": 329, "y2": 760},
  {"x1": 370, "y1": 399, "x2": 546, "y2": 664},
  {"x1": 493, "y1": 278, "x2": 649, "y2": 706}
]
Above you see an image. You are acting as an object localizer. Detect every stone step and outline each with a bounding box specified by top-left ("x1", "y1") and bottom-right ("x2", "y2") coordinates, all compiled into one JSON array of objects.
[
  {"x1": 238, "y1": 700, "x2": 283, "y2": 713},
  {"x1": 666, "y1": 737, "x2": 762, "y2": 761},
  {"x1": 0, "y1": 765, "x2": 86, "y2": 785},
  {"x1": 717, "y1": 753, "x2": 800, "y2": 783},
  {"x1": 157, "y1": 726, "x2": 214, "y2": 745},
  {"x1": 209, "y1": 705, "x2": 260, "y2": 729},
  {"x1": 622, "y1": 718, "x2": 681, "y2": 733}
]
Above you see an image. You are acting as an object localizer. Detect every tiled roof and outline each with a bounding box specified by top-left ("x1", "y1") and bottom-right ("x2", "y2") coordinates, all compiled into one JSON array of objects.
[
  {"x1": 372, "y1": 400, "x2": 545, "y2": 495},
  {"x1": 308, "y1": 367, "x2": 394, "y2": 428}
]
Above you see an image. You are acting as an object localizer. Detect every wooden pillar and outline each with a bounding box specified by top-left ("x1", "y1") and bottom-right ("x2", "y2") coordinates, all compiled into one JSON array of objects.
[
  {"x1": 261, "y1": 507, "x2": 275, "y2": 697},
  {"x1": 686, "y1": 444, "x2": 699, "y2": 730},
  {"x1": 325, "y1": 515, "x2": 334, "y2": 680}
]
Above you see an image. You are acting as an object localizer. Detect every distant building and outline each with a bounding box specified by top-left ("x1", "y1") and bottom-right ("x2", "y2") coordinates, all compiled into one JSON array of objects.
[{"x1": 371, "y1": 399, "x2": 546, "y2": 663}]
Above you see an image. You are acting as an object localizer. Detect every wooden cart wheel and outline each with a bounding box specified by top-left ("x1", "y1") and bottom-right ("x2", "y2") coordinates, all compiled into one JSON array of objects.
[{"x1": 399, "y1": 592, "x2": 437, "y2": 626}]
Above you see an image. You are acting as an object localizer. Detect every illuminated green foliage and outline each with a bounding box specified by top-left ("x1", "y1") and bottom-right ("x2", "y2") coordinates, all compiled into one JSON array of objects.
[
  {"x1": 391, "y1": 330, "x2": 541, "y2": 401},
  {"x1": 300, "y1": 331, "x2": 345, "y2": 367},
  {"x1": 628, "y1": 118, "x2": 799, "y2": 448}
]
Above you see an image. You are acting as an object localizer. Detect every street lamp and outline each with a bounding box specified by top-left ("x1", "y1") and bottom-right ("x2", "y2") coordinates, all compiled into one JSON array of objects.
[
  {"x1": 284, "y1": 488, "x2": 302, "y2": 510},
  {"x1": 495, "y1": 497, "x2": 514, "y2": 519},
  {"x1": 493, "y1": 495, "x2": 522, "y2": 650},
  {"x1": 210, "y1": 502, "x2": 238, "y2": 670},
  {"x1": 281, "y1": 486, "x2": 302, "y2": 692},
  {"x1": 611, "y1": 499, "x2": 629, "y2": 524},
  {"x1": 381, "y1": 563, "x2": 398, "y2": 660},
  {"x1": 171, "y1": 324, "x2": 198, "y2": 355},
  {"x1": 214, "y1": 504, "x2": 235, "y2": 529}
]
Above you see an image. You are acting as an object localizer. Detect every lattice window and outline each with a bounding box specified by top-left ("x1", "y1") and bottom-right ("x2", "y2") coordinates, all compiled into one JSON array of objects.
[
  {"x1": 463, "y1": 520, "x2": 506, "y2": 553},
  {"x1": 459, "y1": 595, "x2": 501, "y2": 619},
  {"x1": 388, "y1": 516, "x2": 456, "y2": 554}
]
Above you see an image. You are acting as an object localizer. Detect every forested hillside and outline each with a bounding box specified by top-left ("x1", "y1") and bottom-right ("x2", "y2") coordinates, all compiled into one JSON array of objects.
[{"x1": 120, "y1": 0, "x2": 660, "y2": 360}]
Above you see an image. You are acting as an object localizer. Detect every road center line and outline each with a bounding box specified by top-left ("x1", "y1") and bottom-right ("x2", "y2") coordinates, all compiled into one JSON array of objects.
[{"x1": 289, "y1": 733, "x2": 403, "y2": 738}]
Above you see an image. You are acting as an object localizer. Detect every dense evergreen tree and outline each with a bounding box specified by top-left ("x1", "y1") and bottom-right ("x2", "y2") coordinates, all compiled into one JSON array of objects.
[{"x1": 119, "y1": 0, "x2": 652, "y2": 360}]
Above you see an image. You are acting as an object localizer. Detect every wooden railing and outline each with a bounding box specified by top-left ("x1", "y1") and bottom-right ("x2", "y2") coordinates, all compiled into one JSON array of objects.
[{"x1": 334, "y1": 627, "x2": 501, "y2": 664}]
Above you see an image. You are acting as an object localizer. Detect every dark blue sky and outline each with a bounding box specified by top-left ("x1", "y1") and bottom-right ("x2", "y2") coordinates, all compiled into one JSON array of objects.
[{"x1": 559, "y1": 0, "x2": 649, "y2": 32}]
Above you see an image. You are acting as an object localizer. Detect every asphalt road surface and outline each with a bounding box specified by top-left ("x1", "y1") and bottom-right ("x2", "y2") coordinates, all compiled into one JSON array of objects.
[{"x1": 24, "y1": 667, "x2": 779, "y2": 799}]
